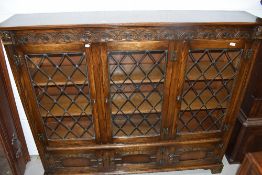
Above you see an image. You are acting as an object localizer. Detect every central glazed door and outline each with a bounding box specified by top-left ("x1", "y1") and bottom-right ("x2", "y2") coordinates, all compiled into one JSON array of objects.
[{"x1": 87, "y1": 41, "x2": 178, "y2": 143}]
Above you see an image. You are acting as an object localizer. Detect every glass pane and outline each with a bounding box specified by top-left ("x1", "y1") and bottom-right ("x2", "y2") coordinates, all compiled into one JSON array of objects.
[
  {"x1": 177, "y1": 49, "x2": 243, "y2": 133},
  {"x1": 108, "y1": 50, "x2": 167, "y2": 138},
  {"x1": 26, "y1": 53, "x2": 95, "y2": 140}
]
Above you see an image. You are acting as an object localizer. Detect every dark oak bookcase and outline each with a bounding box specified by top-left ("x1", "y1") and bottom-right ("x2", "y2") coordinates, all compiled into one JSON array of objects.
[{"x1": 0, "y1": 11, "x2": 261, "y2": 174}]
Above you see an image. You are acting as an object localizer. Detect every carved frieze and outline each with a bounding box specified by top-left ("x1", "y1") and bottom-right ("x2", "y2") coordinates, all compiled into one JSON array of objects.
[{"x1": 10, "y1": 26, "x2": 257, "y2": 45}]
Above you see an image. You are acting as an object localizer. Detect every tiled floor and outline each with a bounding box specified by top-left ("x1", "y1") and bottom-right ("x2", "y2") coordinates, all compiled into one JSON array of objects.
[{"x1": 24, "y1": 156, "x2": 240, "y2": 175}]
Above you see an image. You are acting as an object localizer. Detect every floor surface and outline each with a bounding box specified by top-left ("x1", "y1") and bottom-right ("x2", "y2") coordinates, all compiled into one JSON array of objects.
[{"x1": 24, "y1": 156, "x2": 240, "y2": 175}]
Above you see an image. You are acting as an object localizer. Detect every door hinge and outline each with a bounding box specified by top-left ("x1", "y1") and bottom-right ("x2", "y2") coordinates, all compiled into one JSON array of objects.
[
  {"x1": 162, "y1": 128, "x2": 169, "y2": 139},
  {"x1": 37, "y1": 133, "x2": 45, "y2": 143},
  {"x1": 160, "y1": 147, "x2": 165, "y2": 153},
  {"x1": 159, "y1": 147, "x2": 166, "y2": 165},
  {"x1": 170, "y1": 50, "x2": 177, "y2": 62},
  {"x1": 13, "y1": 55, "x2": 22, "y2": 66},
  {"x1": 223, "y1": 124, "x2": 230, "y2": 132},
  {"x1": 244, "y1": 49, "x2": 253, "y2": 60},
  {"x1": 11, "y1": 133, "x2": 18, "y2": 145}
]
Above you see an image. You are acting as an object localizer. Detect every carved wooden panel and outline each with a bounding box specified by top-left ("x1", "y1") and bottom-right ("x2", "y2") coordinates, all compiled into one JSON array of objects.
[
  {"x1": 47, "y1": 152, "x2": 102, "y2": 170},
  {"x1": 165, "y1": 143, "x2": 220, "y2": 166},
  {"x1": 111, "y1": 147, "x2": 162, "y2": 169},
  {"x1": 0, "y1": 26, "x2": 258, "y2": 45}
]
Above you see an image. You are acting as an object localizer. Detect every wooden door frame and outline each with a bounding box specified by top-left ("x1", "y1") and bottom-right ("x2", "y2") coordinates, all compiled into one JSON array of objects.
[
  {"x1": 18, "y1": 43, "x2": 104, "y2": 145},
  {"x1": 169, "y1": 39, "x2": 251, "y2": 141},
  {"x1": 3, "y1": 42, "x2": 109, "y2": 168},
  {"x1": 0, "y1": 40, "x2": 30, "y2": 175},
  {"x1": 97, "y1": 41, "x2": 174, "y2": 144},
  {"x1": 219, "y1": 40, "x2": 261, "y2": 160}
]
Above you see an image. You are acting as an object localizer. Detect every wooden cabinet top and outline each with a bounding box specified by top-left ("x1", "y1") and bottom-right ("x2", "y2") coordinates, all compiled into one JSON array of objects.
[{"x1": 0, "y1": 11, "x2": 261, "y2": 30}]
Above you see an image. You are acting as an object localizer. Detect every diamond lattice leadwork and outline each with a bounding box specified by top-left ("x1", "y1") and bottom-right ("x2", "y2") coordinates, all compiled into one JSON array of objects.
[
  {"x1": 177, "y1": 49, "x2": 243, "y2": 133},
  {"x1": 108, "y1": 50, "x2": 167, "y2": 137},
  {"x1": 25, "y1": 53, "x2": 95, "y2": 140}
]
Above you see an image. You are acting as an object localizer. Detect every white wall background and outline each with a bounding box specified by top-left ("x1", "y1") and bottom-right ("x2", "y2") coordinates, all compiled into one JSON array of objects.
[{"x1": 0, "y1": 0, "x2": 261, "y2": 155}]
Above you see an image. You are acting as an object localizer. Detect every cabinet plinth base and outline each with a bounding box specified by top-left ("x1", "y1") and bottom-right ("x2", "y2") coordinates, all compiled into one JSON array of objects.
[{"x1": 44, "y1": 163, "x2": 224, "y2": 175}]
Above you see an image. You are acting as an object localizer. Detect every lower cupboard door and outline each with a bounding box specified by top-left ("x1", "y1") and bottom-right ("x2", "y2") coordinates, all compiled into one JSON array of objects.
[
  {"x1": 47, "y1": 151, "x2": 103, "y2": 173},
  {"x1": 47, "y1": 147, "x2": 162, "y2": 173},
  {"x1": 111, "y1": 147, "x2": 163, "y2": 172},
  {"x1": 165, "y1": 143, "x2": 220, "y2": 166}
]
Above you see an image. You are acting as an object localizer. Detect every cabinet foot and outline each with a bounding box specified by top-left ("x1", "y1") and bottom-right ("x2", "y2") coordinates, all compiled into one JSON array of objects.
[{"x1": 211, "y1": 165, "x2": 223, "y2": 174}]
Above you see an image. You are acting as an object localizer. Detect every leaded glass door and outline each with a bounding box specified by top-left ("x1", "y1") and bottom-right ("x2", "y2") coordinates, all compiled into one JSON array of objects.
[
  {"x1": 20, "y1": 44, "x2": 100, "y2": 146},
  {"x1": 173, "y1": 40, "x2": 246, "y2": 137},
  {"x1": 106, "y1": 41, "x2": 174, "y2": 143}
]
